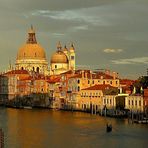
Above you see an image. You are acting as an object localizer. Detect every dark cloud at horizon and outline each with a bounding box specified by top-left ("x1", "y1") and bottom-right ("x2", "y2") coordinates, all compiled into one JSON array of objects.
[{"x1": 0, "y1": 0, "x2": 148, "y2": 79}]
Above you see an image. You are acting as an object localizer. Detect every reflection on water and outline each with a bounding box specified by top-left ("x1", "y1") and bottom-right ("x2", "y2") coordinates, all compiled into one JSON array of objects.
[{"x1": 0, "y1": 108, "x2": 148, "y2": 148}]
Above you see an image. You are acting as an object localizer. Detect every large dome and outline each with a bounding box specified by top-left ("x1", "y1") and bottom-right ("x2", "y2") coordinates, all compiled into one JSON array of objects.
[
  {"x1": 16, "y1": 26, "x2": 46, "y2": 60},
  {"x1": 51, "y1": 50, "x2": 68, "y2": 63},
  {"x1": 17, "y1": 44, "x2": 46, "y2": 60}
]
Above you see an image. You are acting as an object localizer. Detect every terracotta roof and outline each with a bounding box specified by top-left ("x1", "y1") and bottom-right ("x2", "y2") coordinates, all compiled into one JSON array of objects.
[
  {"x1": 69, "y1": 74, "x2": 82, "y2": 78},
  {"x1": 82, "y1": 84, "x2": 114, "y2": 91},
  {"x1": 69, "y1": 71, "x2": 115, "y2": 80},
  {"x1": 120, "y1": 79, "x2": 135, "y2": 86},
  {"x1": 61, "y1": 70, "x2": 73, "y2": 75},
  {"x1": 47, "y1": 77, "x2": 61, "y2": 83},
  {"x1": 93, "y1": 72, "x2": 113, "y2": 79},
  {"x1": 5, "y1": 70, "x2": 29, "y2": 75},
  {"x1": 19, "y1": 77, "x2": 32, "y2": 81}
]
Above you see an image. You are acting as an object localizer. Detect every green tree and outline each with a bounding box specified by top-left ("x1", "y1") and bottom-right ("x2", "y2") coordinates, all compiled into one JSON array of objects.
[{"x1": 139, "y1": 76, "x2": 148, "y2": 89}]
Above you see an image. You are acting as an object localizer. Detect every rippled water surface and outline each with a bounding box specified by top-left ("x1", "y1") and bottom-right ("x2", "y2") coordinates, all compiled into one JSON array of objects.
[{"x1": 0, "y1": 107, "x2": 148, "y2": 148}]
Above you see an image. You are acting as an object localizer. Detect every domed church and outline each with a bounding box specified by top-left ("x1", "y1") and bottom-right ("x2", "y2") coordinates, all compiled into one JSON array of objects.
[
  {"x1": 15, "y1": 26, "x2": 76, "y2": 76},
  {"x1": 15, "y1": 26, "x2": 49, "y2": 75},
  {"x1": 50, "y1": 42, "x2": 75, "y2": 75}
]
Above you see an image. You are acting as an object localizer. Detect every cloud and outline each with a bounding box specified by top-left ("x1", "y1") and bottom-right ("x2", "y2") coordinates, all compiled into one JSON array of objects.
[
  {"x1": 72, "y1": 25, "x2": 88, "y2": 31},
  {"x1": 68, "y1": 25, "x2": 89, "y2": 33},
  {"x1": 103, "y1": 48, "x2": 123, "y2": 53},
  {"x1": 30, "y1": 8, "x2": 107, "y2": 26},
  {"x1": 52, "y1": 33, "x2": 65, "y2": 36},
  {"x1": 112, "y1": 57, "x2": 148, "y2": 64}
]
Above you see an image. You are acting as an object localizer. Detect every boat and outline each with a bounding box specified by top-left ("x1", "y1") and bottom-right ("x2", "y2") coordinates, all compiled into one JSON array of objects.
[
  {"x1": 106, "y1": 123, "x2": 112, "y2": 132},
  {"x1": 23, "y1": 106, "x2": 32, "y2": 109}
]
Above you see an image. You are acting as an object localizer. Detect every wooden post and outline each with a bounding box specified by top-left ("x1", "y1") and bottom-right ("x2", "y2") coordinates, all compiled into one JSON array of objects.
[
  {"x1": 101, "y1": 107, "x2": 102, "y2": 116},
  {"x1": 0, "y1": 129, "x2": 4, "y2": 148},
  {"x1": 131, "y1": 111, "x2": 134, "y2": 124},
  {"x1": 91, "y1": 104, "x2": 93, "y2": 115},
  {"x1": 94, "y1": 105, "x2": 96, "y2": 115},
  {"x1": 105, "y1": 107, "x2": 106, "y2": 117}
]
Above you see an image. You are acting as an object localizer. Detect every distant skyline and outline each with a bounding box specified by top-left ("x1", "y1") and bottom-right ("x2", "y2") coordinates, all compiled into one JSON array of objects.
[{"x1": 0, "y1": 0, "x2": 148, "y2": 79}]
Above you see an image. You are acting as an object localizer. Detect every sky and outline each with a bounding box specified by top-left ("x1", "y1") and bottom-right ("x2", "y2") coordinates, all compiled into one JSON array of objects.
[{"x1": 0, "y1": 0, "x2": 148, "y2": 79}]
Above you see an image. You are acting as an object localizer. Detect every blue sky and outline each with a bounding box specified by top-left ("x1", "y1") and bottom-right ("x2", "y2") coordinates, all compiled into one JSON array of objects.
[{"x1": 0, "y1": 0, "x2": 148, "y2": 79}]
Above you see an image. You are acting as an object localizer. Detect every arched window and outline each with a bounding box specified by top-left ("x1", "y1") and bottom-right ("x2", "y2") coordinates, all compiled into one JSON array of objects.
[
  {"x1": 37, "y1": 67, "x2": 39, "y2": 73},
  {"x1": 77, "y1": 79, "x2": 80, "y2": 84},
  {"x1": 78, "y1": 86, "x2": 80, "y2": 91},
  {"x1": 71, "y1": 56, "x2": 74, "y2": 60},
  {"x1": 21, "y1": 67, "x2": 24, "y2": 70},
  {"x1": 55, "y1": 65, "x2": 57, "y2": 69}
]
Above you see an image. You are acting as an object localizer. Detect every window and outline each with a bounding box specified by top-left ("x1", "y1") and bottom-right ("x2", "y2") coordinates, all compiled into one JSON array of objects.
[
  {"x1": 77, "y1": 79, "x2": 80, "y2": 84},
  {"x1": 37, "y1": 67, "x2": 39, "y2": 73},
  {"x1": 132, "y1": 100, "x2": 133, "y2": 106},
  {"x1": 71, "y1": 56, "x2": 74, "y2": 60},
  {"x1": 135, "y1": 100, "x2": 137, "y2": 106},
  {"x1": 110, "y1": 81, "x2": 112, "y2": 85},
  {"x1": 78, "y1": 86, "x2": 80, "y2": 91},
  {"x1": 88, "y1": 80, "x2": 90, "y2": 84},
  {"x1": 86, "y1": 93, "x2": 88, "y2": 97},
  {"x1": 35, "y1": 52, "x2": 37, "y2": 57},
  {"x1": 139, "y1": 100, "x2": 141, "y2": 106},
  {"x1": 104, "y1": 99, "x2": 106, "y2": 104},
  {"x1": 55, "y1": 65, "x2": 57, "y2": 69},
  {"x1": 129, "y1": 100, "x2": 130, "y2": 105},
  {"x1": 92, "y1": 80, "x2": 94, "y2": 84}
]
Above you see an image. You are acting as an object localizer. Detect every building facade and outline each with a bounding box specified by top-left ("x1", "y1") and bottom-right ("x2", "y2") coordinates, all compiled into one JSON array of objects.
[
  {"x1": 15, "y1": 26, "x2": 49, "y2": 75},
  {"x1": 50, "y1": 42, "x2": 76, "y2": 75},
  {"x1": 125, "y1": 95, "x2": 144, "y2": 112}
]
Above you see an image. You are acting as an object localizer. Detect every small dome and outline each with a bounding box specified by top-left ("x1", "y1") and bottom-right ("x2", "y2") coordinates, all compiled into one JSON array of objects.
[
  {"x1": 17, "y1": 44, "x2": 46, "y2": 60},
  {"x1": 51, "y1": 50, "x2": 68, "y2": 63}
]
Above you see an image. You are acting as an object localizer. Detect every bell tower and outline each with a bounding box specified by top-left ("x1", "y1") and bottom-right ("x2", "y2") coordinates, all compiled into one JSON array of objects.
[{"x1": 69, "y1": 43, "x2": 75, "y2": 70}]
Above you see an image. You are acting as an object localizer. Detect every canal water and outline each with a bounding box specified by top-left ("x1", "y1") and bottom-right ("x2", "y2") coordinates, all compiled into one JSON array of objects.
[{"x1": 0, "y1": 107, "x2": 148, "y2": 148}]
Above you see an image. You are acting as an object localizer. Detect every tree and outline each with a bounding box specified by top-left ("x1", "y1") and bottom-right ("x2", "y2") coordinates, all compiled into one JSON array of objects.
[
  {"x1": 139, "y1": 76, "x2": 148, "y2": 89},
  {"x1": 133, "y1": 76, "x2": 148, "y2": 94}
]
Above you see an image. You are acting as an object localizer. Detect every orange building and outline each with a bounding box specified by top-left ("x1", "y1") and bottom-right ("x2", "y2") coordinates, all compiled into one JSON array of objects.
[
  {"x1": 77, "y1": 84, "x2": 116, "y2": 112},
  {"x1": 0, "y1": 70, "x2": 30, "y2": 100},
  {"x1": 64, "y1": 70, "x2": 120, "y2": 109}
]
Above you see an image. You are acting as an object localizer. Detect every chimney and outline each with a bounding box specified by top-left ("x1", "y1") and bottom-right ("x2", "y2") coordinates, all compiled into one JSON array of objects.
[
  {"x1": 113, "y1": 72, "x2": 116, "y2": 79},
  {"x1": 84, "y1": 71, "x2": 88, "y2": 78},
  {"x1": 82, "y1": 70, "x2": 84, "y2": 79},
  {"x1": 90, "y1": 70, "x2": 92, "y2": 80},
  {"x1": 105, "y1": 69, "x2": 110, "y2": 75}
]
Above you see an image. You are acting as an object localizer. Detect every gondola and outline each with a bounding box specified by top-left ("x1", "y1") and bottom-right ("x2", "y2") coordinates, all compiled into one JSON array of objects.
[{"x1": 106, "y1": 123, "x2": 112, "y2": 132}]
